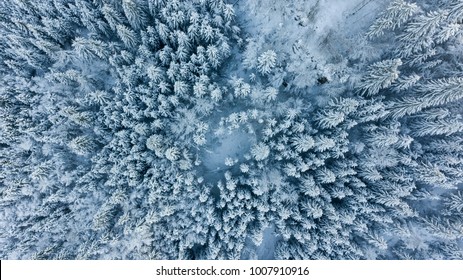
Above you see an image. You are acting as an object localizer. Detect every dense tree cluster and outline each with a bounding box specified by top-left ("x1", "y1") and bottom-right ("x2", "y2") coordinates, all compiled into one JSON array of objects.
[{"x1": 0, "y1": 0, "x2": 462, "y2": 259}]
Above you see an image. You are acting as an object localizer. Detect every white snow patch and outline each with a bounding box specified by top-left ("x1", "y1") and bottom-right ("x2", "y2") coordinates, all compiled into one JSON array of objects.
[
  {"x1": 203, "y1": 130, "x2": 254, "y2": 172},
  {"x1": 241, "y1": 224, "x2": 281, "y2": 259},
  {"x1": 256, "y1": 225, "x2": 280, "y2": 260}
]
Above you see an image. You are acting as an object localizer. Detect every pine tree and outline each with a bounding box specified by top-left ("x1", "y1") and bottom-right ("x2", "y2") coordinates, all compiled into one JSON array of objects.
[
  {"x1": 390, "y1": 77, "x2": 463, "y2": 118},
  {"x1": 251, "y1": 143, "x2": 270, "y2": 161},
  {"x1": 358, "y1": 59, "x2": 402, "y2": 96},
  {"x1": 122, "y1": 0, "x2": 148, "y2": 30},
  {"x1": 411, "y1": 117, "x2": 463, "y2": 137},
  {"x1": 68, "y1": 136, "x2": 95, "y2": 156},
  {"x1": 396, "y1": 10, "x2": 448, "y2": 58},
  {"x1": 366, "y1": 0, "x2": 420, "y2": 38},
  {"x1": 257, "y1": 50, "x2": 277, "y2": 75},
  {"x1": 116, "y1": 24, "x2": 139, "y2": 48},
  {"x1": 445, "y1": 191, "x2": 463, "y2": 212}
]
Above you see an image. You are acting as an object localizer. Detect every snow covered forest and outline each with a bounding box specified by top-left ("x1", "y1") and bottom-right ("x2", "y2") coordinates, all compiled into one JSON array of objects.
[{"x1": 1, "y1": 0, "x2": 463, "y2": 260}]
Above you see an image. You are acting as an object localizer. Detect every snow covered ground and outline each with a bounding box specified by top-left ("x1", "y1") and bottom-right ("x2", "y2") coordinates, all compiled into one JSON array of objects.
[{"x1": 227, "y1": 0, "x2": 391, "y2": 112}]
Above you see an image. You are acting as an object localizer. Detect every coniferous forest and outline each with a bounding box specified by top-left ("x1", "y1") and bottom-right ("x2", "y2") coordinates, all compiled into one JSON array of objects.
[{"x1": 1, "y1": 0, "x2": 463, "y2": 259}]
